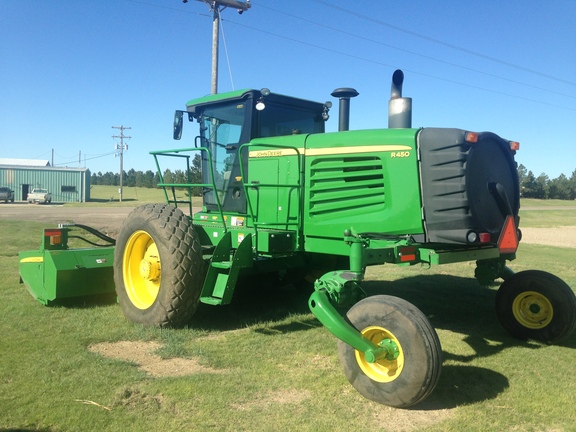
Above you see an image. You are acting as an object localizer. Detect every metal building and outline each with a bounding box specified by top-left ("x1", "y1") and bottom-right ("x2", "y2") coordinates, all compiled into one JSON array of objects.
[{"x1": 0, "y1": 159, "x2": 90, "y2": 203}]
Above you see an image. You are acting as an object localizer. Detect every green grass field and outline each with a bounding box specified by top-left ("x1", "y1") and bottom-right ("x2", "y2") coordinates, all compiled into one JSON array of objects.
[
  {"x1": 77, "y1": 185, "x2": 190, "y2": 206},
  {"x1": 1, "y1": 196, "x2": 575, "y2": 431}
]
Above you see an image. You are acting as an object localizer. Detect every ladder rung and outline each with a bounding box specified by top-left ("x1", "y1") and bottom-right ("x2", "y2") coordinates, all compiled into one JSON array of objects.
[{"x1": 201, "y1": 296, "x2": 222, "y2": 305}]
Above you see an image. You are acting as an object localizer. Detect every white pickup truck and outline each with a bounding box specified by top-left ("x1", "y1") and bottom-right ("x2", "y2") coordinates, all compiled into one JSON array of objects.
[{"x1": 27, "y1": 188, "x2": 52, "y2": 204}]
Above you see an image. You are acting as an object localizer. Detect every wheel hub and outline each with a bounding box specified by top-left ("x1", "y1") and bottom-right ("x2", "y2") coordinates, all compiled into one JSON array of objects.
[
  {"x1": 379, "y1": 338, "x2": 400, "y2": 361},
  {"x1": 139, "y1": 258, "x2": 160, "y2": 281},
  {"x1": 513, "y1": 291, "x2": 553, "y2": 329},
  {"x1": 356, "y1": 326, "x2": 404, "y2": 383}
]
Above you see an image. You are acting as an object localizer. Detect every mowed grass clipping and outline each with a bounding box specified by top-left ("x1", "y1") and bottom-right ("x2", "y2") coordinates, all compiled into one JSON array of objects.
[{"x1": 1, "y1": 201, "x2": 575, "y2": 432}]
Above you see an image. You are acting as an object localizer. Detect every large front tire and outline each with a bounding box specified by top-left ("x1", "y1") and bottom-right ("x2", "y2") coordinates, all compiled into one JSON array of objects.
[
  {"x1": 113, "y1": 204, "x2": 204, "y2": 327},
  {"x1": 495, "y1": 270, "x2": 576, "y2": 344},
  {"x1": 338, "y1": 295, "x2": 442, "y2": 408}
]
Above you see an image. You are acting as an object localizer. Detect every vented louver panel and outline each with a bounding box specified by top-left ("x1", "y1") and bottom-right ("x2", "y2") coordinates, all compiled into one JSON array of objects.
[{"x1": 309, "y1": 156, "x2": 385, "y2": 216}]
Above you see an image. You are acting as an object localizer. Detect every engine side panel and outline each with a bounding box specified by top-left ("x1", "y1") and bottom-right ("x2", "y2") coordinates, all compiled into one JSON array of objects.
[{"x1": 302, "y1": 128, "x2": 424, "y2": 254}]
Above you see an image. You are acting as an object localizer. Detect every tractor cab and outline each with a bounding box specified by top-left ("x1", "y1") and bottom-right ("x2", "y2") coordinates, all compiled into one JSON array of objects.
[{"x1": 172, "y1": 89, "x2": 329, "y2": 213}]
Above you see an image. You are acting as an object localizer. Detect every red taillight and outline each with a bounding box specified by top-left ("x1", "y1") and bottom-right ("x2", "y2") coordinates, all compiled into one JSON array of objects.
[
  {"x1": 399, "y1": 246, "x2": 417, "y2": 262},
  {"x1": 45, "y1": 229, "x2": 62, "y2": 245},
  {"x1": 479, "y1": 233, "x2": 491, "y2": 243}
]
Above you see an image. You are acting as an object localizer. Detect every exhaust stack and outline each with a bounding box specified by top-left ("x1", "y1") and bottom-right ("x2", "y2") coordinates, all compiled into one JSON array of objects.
[
  {"x1": 331, "y1": 87, "x2": 359, "y2": 131},
  {"x1": 388, "y1": 69, "x2": 412, "y2": 128}
]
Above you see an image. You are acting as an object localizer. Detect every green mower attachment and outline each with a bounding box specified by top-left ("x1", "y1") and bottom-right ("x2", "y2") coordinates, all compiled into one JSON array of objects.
[{"x1": 19, "y1": 224, "x2": 116, "y2": 305}]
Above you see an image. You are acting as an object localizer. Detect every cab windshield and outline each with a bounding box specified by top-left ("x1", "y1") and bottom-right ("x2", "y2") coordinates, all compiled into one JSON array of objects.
[{"x1": 200, "y1": 101, "x2": 247, "y2": 208}]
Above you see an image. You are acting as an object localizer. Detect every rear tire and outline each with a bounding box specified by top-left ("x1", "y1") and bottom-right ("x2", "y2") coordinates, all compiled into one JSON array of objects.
[
  {"x1": 113, "y1": 204, "x2": 204, "y2": 327},
  {"x1": 338, "y1": 295, "x2": 442, "y2": 408},
  {"x1": 495, "y1": 270, "x2": 576, "y2": 344}
]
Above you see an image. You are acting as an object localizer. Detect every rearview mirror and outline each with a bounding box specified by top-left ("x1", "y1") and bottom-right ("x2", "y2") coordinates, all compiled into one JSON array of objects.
[{"x1": 173, "y1": 110, "x2": 184, "y2": 140}]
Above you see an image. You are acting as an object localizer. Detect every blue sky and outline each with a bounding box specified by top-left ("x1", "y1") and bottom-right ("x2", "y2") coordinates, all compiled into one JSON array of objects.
[{"x1": 1, "y1": 0, "x2": 575, "y2": 179}]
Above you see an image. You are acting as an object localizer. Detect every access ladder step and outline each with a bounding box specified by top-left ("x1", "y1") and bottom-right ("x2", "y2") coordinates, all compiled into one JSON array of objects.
[
  {"x1": 211, "y1": 261, "x2": 232, "y2": 270},
  {"x1": 200, "y1": 296, "x2": 223, "y2": 305}
]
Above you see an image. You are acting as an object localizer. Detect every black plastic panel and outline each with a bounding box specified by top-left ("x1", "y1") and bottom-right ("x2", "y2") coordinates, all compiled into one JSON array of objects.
[{"x1": 418, "y1": 128, "x2": 519, "y2": 244}]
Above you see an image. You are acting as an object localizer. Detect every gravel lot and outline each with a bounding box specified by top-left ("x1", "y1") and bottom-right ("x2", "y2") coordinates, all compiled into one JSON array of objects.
[
  {"x1": 1, "y1": 203, "x2": 575, "y2": 248},
  {"x1": 0, "y1": 203, "x2": 133, "y2": 237},
  {"x1": 519, "y1": 227, "x2": 576, "y2": 248}
]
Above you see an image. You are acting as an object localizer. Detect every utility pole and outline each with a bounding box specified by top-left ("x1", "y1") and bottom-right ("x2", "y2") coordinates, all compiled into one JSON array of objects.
[
  {"x1": 183, "y1": 0, "x2": 251, "y2": 94},
  {"x1": 112, "y1": 125, "x2": 131, "y2": 202}
]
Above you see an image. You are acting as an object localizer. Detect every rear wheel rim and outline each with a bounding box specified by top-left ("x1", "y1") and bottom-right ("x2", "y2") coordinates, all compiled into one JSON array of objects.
[
  {"x1": 512, "y1": 291, "x2": 553, "y2": 329},
  {"x1": 123, "y1": 230, "x2": 161, "y2": 309},
  {"x1": 355, "y1": 326, "x2": 404, "y2": 383}
]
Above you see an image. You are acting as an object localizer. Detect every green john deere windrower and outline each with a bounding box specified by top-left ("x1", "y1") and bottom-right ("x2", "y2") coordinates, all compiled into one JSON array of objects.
[{"x1": 20, "y1": 70, "x2": 576, "y2": 408}]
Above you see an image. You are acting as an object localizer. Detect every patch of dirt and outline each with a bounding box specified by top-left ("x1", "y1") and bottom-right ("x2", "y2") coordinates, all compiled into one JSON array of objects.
[
  {"x1": 112, "y1": 387, "x2": 167, "y2": 411},
  {"x1": 324, "y1": 386, "x2": 454, "y2": 431},
  {"x1": 371, "y1": 405, "x2": 454, "y2": 432},
  {"x1": 88, "y1": 341, "x2": 225, "y2": 377},
  {"x1": 230, "y1": 389, "x2": 312, "y2": 411},
  {"x1": 520, "y1": 226, "x2": 576, "y2": 248}
]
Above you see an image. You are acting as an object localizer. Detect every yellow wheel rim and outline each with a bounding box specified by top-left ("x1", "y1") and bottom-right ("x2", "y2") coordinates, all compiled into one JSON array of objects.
[
  {"x1": 122, "y1": 230, "x2": 161, "y2": 309},
  {"x1": 512, "y1": 291, "x2": 553, "y2": 329},
  {"x1": 355, "y1": 326, "x2": 404, "y2": 383}
]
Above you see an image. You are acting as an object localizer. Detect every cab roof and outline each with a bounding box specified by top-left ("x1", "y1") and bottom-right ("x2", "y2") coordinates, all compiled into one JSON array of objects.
[
  {"x1": 186, "y1": 88, "x2": 253, "y2": 110},
  {"x1": 185, "y1": 89, "x2": 325, "y2": 114}
]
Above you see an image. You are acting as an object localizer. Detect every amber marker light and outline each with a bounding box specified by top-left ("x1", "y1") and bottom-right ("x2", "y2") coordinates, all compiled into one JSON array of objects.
[
  {"x1": 45, "y1": 229, "x2": 62, "y2": 245},
  {"x1": 464, "y1": 131, "x2": 479, "y2": 143}
]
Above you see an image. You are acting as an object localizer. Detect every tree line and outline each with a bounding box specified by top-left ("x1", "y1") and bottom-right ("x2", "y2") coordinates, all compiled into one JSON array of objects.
[
  {"x1": 91, "y1": 160, "x2": 576, "y2": 200},
  {"x1": 90, "y1": 154, "x2": 203, "y2": 195},
  {"x1": 518, "y1": 165, "x2": 576, "y2": 200}
]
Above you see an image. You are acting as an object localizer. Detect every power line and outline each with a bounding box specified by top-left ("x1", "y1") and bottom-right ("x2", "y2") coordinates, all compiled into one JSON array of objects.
[
  {"x1": 51, "y1": 152, "x2": 116, "y2": 167},
  {"x1": 255, "y1": 3, "x2": 576, "y2": 101},
  {"x1": 128, "y1": 0, "x2": 576, "y2": 106},
  {"x1": 219, "y1": 13, "x2": 576, "y2": 111},
  {"x1": 219, "y1": 11, "x2": 235, "y2": 90},
  {"x1": 122, "y1": 1, "x2": 574, "y2": 110},
  {"x1": 82, "y1": 151, "x2": 117, "y2": 161},
  {"x1": 310, "y1": 0, "x2": 576, "y2": 88},
  {"x1": 126, "y1": 0, "x2": 211, "y2": 17}
]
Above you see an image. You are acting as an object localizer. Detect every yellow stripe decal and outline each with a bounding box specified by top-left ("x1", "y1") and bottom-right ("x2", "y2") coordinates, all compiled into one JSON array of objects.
[
  {"x1": 20, "y1": 257, "x2": 44, "y2": 263},
  {"x1": 248, "y1": 145, "x2": 411, "y2": 158},
  {"x1": 249, "y1": 148, "x2": 303, "y2": 158},
  {"x1": 306, "y1": 145, "x2": 412, "y2": 156}
]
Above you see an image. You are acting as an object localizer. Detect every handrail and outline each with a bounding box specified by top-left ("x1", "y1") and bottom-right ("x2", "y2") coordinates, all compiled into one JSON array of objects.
[{"x1": 151, "y1": 146, "x2": 228, "y2": 233}]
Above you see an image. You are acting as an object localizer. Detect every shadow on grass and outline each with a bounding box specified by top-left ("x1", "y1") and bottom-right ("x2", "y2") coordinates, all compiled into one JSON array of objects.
[
  {"x1": 45, "y1": 293, "x2": 117, "y2": 309},
  {"x1": 191, "y1": 273, "x2": 496, "y2": 333},
  {"x1": 414, "y1": 365, "x2": 509, "y2": 410},
  {"x1": 361, "y1": 274, "x2": 576, "y2": 351},
  {"x1": 189, "y1": 272, "x2": 576, "y2": 352},
  {"x1": 190, "y1": 276, "x2": 316, "y2": 331}
]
